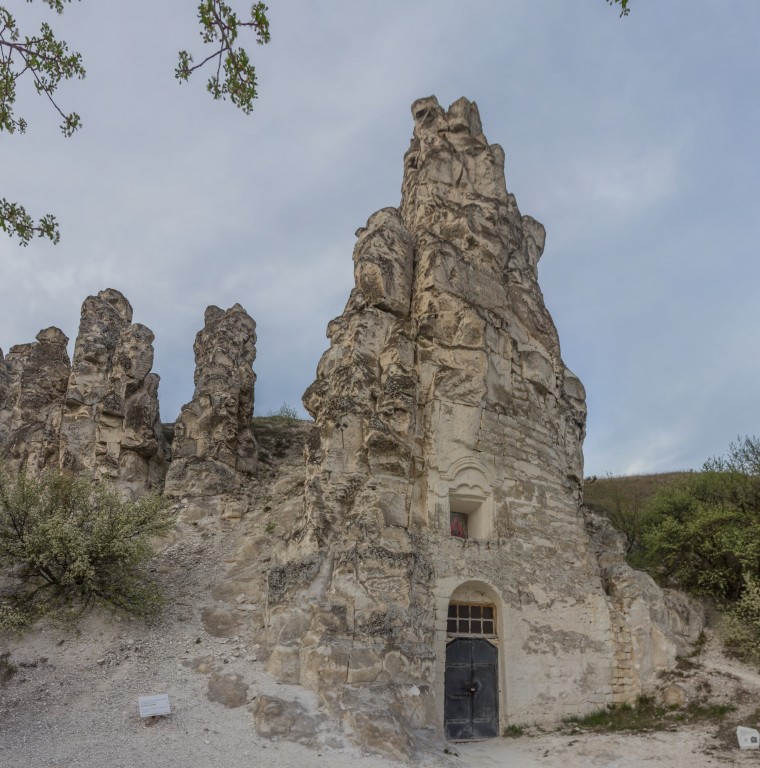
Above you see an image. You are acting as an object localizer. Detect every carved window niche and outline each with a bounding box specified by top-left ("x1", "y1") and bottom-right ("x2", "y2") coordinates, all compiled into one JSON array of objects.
[
  {"x1": 436, "y1": 457, "x2": 498, "y2": 541},
  {"x1": 449, "y1": 494, "x2": 486, "y2": 539},
  {"x1": 446, "y1": 603, "x2": 496, "y2": 637}
]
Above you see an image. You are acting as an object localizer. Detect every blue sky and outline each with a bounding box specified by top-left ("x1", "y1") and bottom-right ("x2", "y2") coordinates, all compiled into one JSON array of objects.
[{"x1": 2, "y1": 1, "x2": 760, "y2": 477}]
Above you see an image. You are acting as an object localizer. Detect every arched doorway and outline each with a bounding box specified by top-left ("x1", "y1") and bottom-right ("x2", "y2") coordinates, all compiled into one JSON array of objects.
[{"x1": 444, "y1": 602, "x2": 499, "y2": 740}]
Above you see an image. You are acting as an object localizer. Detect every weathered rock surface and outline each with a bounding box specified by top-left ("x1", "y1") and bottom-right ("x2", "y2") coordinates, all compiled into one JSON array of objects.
[
  {"x1": 164, "y1": 304, "x2": 258, "y2": 519},
  {"x1": 0, "y1": 328, "x2": 71, "y2": 473},
  {"x1": 0, "y1": 292, "x2": 258, "y2": 508},
  {"x1": 0, "y1": 289, "x2": 168, "y2": 496},
  {"x1": 0, "y1": 348, "x2": 9, "y2": 445},
  {"x1": 586, "y1": 510, "x2": 704, "y2": 694},
  {"x1": 58, "y1": 289, "x2": 169, "y2": 496},
  {"x1": 255, "y1": 96, "x2": 703, "y2": 756},
  {"x1": 0, "y1": 98, "x2": 705, "y2": 762},
  {"x1": 206, "y1": 671, "x2": 249, "y2": 708}
]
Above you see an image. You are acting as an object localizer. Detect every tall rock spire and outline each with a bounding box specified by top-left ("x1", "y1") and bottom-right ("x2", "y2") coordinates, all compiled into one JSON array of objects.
[
  {"x1": 59, "y1": 289, "x2": 169, "y2": 495},
  {"x1": 259, "y1": 97, "x2": 698, "y2": 756},
  {"x1": 302, "y1": 96, "x2": 585, "y2": 542},
  {"x1": 164, "y1": 303, "x2": 258, "y2": 520},
  {"x1": 0, "y1": 328, "x2": 70, "y2": 473}
]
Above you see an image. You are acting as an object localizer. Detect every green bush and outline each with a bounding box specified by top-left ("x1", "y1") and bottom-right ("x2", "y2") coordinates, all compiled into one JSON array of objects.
[
  {"x1": 0, "y1": 602, "x2": 27, "y2": 633},
  {"x1": 639, "y1": 483, "x2": 760, "y2": 599},
  {"x1": 721, "y1": 574, "x2": 760, "y2": 665},
  {"x1": 629, "y1": 437, "x2": 760, "y2": 663},
  {"x1": 636, "y1": 437, "x2": 760, "y2": 601},
  {"x1": 0, "y1": 465, "x2": 175, "y2": 625},
  {"x1": 583, "y1": 472, "x2": 686, "y2": 556}
]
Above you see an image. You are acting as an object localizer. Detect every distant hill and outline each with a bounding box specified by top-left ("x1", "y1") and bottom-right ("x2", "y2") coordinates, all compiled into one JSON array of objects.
[
  {"x1": 583, "y1": 471, "x2": 692, "y2": 518},
  {"x1": 583, "y1": 472, "x2": 692, "y2": 557}
]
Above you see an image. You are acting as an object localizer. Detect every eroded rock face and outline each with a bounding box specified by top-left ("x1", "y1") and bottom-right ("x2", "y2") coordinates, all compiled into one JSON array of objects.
[
  {"x1": 164, "y1": 304, "x2": 258, "y2": 519},
  {"x1": 58, "y1": 289, "x2": 169, "y2": 496},
  {"x1": 0, "y1": 349, "x2": 8, "y2": 447},
  {"x1": 0, "y1": 292, "x2": 258, "y2": 507},
  {"x1": 259, "y1": 96, "x2": 702, "y2": 755},
  {"x1": 0, "y1": 289, "x2": 168, "y2": 495},
  {"x1": 586, "y1": 510, "x2": 704, "y2": 696},
  {"x1": 0, "y1": 328, "x2": 71, "y2": 473}
]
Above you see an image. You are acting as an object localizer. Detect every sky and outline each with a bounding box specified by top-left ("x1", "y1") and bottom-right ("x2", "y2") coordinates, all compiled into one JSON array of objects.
[{"x1": 2, "y1": 0, "x2": 760, "y2": 478}]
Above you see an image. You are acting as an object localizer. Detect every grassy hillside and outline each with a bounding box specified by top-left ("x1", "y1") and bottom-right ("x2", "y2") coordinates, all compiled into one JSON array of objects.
[
  {"x1": 582, "y1": 471, "x2": 691, "y2": 557},
  {"x1": 583, "y1": 471, "x2": 691, "y2": 517}
]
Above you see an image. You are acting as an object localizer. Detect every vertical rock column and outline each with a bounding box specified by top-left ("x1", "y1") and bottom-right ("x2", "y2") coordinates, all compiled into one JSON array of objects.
[
  {"x1": 260, "y1": 97, "x2": 619, "y2": 754},
  {"x1": 0, "y1": 348, "x2": 9, "y2": 448},
  {"x1": 0, "y1": 328, "x2": 71, "y2": 473},
  {"x1": 164, "y1": 303, "x2": 258, "y2": 520},
  {"x1": 59, "y1": 288, "x2": 169, "y2": 496}
]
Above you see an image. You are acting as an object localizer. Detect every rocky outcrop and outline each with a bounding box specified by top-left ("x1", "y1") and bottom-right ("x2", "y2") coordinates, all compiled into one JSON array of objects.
[
  {"x1": 0, "y1": 97, "x2": 705, "y2": 760},
  {"x1": 0, "y1": 328, "x2": 71, "y2": 473},
  {"x1": 258, "y1": 96, "x2": 702, "y2": 756},
  {"x1": 0, "y1": 292, "x2": 257, "y2": 506},
  {"x1": 586, "y1": 510, "x2": 704, "y2": 697},
  {"x1": 0, "y1": 349, "x2": 8, "y2": 447},
  {"x1": 58, "y1": 289, "x2": 169, "y2": 496},
  {"x1": 164, "y1": 304, "x2": 258, "y2": 519},
  {"x1": 0, "y1": 289, "x2": 168, "y2": 496}
]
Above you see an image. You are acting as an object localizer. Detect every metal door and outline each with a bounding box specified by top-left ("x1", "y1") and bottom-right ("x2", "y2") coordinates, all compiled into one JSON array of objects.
[{"x1": 444, "y1": 638, "x2": 499, "y2": 740}]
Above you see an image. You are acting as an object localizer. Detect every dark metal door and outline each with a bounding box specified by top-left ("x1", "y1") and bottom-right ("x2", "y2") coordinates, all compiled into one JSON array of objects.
[{"x1": 444, "y1": 638, "x2": 499, "y2": 740}]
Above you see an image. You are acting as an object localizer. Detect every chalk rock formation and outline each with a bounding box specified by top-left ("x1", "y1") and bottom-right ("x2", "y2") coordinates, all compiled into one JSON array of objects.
[
  {"x1": 586, "y1": 510, "x2": 704, "y2": 694},
  {"x1": 258, "y1": 97, "x2": 702, "y2": 755},
  {"x1": 0, "y1": 349, "x2": 8, "y2": 446},
  {"x1": 0, "y1": 291, "x2": 261, "y2": 508},
  {"x1": 0, "y1": 290, "x2": 167, "y2": 496},
  {"x1": 0, "y1": 328, "x2": 71, "y2": 473},
  {"x1": 165, "y1": 304, "x2": 258, "y2": 519},
  {"x1": 56, "y1": 289, "x2": 168, "y2": 495}
]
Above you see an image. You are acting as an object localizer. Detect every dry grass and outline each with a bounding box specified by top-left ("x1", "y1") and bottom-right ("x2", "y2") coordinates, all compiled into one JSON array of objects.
[{"x1": 583, "y1": 471, "x2": 690, "y2": 516}]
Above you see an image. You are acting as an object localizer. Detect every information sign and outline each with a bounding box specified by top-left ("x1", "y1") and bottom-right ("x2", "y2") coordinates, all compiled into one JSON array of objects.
[{"x1": 138, "y1": 693, "x2": 171, "y2": 718}]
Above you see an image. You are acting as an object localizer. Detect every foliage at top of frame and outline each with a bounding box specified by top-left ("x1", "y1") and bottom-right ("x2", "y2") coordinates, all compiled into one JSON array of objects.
[{"x1": 0, "y1": 2, "x2": 270, "y2": 245}]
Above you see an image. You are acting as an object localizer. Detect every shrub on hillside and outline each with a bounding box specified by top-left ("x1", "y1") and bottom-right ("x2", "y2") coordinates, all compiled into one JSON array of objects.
[
  {"x1": 721, "y1": 574, "x2": 760, "y2": 665},
  {"x1": 0, "y1": 465, "x2": 175, "y2": 626},
  {"x1": 583, "y1": 472, "x2": 686, "y2": 556},
  {"x1": 638, "y1": 437, "x2": 760, "y2": 602},
  {"x1": 272, "y1": 402, "x2": 299, "y2": 422}
]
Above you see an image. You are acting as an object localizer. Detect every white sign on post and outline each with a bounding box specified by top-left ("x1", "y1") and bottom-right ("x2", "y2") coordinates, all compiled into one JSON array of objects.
[{"x1": 138, "y1": 693, "x2": 171, "y2": 718}]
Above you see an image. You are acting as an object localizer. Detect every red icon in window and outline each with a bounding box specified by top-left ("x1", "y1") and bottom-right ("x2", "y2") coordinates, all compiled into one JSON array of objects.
[{"x1": 450, "y1": 512, "x2": 468, "y2": 539}]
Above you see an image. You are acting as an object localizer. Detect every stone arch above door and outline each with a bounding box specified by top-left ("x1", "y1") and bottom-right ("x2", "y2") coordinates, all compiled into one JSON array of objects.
[{"x1": 433, "y1": 577, "x2": 507, "y2": 738}]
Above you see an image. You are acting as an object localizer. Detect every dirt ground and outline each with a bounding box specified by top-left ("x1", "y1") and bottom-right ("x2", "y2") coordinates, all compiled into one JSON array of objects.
[{"x1": 3, "y1": 605, "x2": 760, "y2": 768}]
